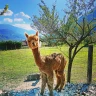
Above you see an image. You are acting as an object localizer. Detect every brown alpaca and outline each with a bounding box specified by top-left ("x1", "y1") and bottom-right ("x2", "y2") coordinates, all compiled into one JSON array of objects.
[{"x1": 25, "y1": 31, "x2": 67, "y2": 96}]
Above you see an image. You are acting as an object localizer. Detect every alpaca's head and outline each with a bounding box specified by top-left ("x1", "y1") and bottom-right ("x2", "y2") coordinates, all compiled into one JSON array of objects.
[{"x1": 25, "y1": 31, "x2": 39, "y2": 49}]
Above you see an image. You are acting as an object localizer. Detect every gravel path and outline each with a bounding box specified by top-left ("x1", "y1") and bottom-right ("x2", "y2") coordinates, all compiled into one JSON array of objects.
[{"x1": 1, "y1": 83, "x2": 96, "y2": 96}]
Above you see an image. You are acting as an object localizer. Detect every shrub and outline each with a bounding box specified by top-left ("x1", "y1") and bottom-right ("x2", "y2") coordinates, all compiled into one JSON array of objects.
[{"x1": 0, "y1": 41, "x2": 22, "y2": 50}]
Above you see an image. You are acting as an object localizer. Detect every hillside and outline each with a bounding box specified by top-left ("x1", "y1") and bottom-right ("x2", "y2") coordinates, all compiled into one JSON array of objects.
[{"x1": 0, "y1": 24, "x2": 34, "y2": 41}]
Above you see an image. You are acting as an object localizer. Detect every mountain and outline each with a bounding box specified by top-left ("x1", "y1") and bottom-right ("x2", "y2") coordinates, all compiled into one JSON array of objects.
[{"x1": 0, "y1": 24, "x2": 34, "y2": 41}]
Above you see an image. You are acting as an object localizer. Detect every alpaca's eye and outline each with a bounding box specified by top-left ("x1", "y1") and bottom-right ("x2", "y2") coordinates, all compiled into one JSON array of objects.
[{"x1": 28, "y1": 40, "x2": 30, "y2": 42}]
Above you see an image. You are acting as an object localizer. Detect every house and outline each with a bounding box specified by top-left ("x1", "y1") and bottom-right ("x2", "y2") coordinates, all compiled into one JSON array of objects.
[{"x1": 22, "y1": 40, "x2": 27, "y2": 46}]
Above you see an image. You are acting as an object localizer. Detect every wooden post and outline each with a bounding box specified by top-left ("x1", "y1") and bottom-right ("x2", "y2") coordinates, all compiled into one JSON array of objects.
[{"x1": 87, "y1": 44, "x2": 93, "y2": 84}]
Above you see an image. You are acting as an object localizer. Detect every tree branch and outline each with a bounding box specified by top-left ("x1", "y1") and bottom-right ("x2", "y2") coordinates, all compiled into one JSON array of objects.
[
  {"x1": 84, "y1": 25, "x2": 96, "y2": 39},
  {"x1": 76, "y1": 41, "x2": 95, "y2": 55},
  {"x1": 75, "y1": 20, "x2": 83, "y2": 31},
  {"x1": 67, "y1": 32, "x2": 78, "y2": 42},
  {"x1": 88, "y1": 18, "x2": 96, "y2": 25},
  {"x1": 57, "y1": 31, "x2": 71, "y2": 46}
]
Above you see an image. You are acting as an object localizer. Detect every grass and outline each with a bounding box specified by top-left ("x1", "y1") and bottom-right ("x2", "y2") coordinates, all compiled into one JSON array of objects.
[{"x1": 0, "y1": 46, "x2": 96, "y2": 90}]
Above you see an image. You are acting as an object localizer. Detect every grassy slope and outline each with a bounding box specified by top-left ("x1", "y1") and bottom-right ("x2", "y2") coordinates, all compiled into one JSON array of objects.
[{"x1": 0, "y1": 46, "x2": 96, "y2": 89}]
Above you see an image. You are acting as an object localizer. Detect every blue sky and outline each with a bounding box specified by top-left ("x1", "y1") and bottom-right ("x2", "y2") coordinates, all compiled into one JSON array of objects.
[{"x1": 0, "y1": 0, "x2": 67, "y2": 32}]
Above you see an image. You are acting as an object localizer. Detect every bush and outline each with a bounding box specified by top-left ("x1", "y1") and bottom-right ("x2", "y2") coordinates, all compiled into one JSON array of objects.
[{"x1": 0, "y1": 41, "x2": 22, "y2": 50}]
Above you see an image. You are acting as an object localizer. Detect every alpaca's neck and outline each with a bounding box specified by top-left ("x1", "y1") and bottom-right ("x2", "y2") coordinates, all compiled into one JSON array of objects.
[{"x1": 32, "y1": 48, "x2": 43, "y2": 67}]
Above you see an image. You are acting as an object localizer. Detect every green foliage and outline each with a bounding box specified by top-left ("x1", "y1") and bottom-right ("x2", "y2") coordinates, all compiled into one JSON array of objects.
[
  {"x1": 31, "y1": 0, "x2": 96, "y2": 82},
  {"x1": 0, "y1": 4, "x2": 9, "y2": 15},
  {"x1": 0, "y1": 41, "x2": 22, "y2": 50},
  {"x1": 32, "y1": 0, "x2": 96, "y2": 47},
  {"x1": 31, "y1": 0, "x2": 59, "y2": 34},
  {"x1": 68, "y1": 18, "x2": 96, "y2": 45},
  {"x1": 65, "y1": 0, "x2": 96, "y2": 18}
]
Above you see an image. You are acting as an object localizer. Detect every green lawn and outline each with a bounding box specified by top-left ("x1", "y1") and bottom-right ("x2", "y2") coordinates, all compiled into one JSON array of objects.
[{"x1": 0, "y1": 46, "x2": 96, "y2": 89}]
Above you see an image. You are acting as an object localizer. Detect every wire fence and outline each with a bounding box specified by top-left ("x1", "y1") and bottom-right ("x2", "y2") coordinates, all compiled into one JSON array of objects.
[{"x1": 0, "y1": 44, "x2": 96, "y2": 95}]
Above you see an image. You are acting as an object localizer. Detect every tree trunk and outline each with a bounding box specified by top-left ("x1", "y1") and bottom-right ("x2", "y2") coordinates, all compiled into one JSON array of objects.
[
  {"x1": 67, "y1": 46, "x2": 73, "y2": 83},
  {"x1": 67, "y1": 59, "x2": 73, "y2": 83}
]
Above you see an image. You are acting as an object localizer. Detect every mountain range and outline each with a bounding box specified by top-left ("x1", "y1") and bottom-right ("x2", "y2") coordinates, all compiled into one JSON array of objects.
[
  {"x1": 0, "y1": 24, "x2": 34, "y2": 41},
  {"x1": 0, "y1": 8, "x2": 96, "y2": 41}
]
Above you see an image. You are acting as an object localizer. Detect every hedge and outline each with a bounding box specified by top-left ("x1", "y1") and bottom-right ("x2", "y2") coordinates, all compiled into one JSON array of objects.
[{"x1": 0, "y1": 41, "x2": 22, "y2": 50}]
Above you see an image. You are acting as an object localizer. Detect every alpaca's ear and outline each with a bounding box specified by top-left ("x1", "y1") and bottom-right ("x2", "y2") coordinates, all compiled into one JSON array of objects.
[
  {"x1": 36, "y1": 31, "x2": 39, "y2": 36},
  {"x1": 25, "y1": 33, "x2": 29, "y2": 38}
]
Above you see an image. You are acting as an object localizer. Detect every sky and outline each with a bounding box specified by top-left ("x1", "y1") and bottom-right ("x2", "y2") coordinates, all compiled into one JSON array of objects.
[{"x1": 0, "y1": 0, "x2": 67, "y2": 32}]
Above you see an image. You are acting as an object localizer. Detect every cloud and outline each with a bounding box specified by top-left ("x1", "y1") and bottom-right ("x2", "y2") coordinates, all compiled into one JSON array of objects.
[
  {"x1": 13, "y1": 23, "x2": 34, "y2": 31},
  {"x1": 4, "y1": 10, "x2": 13, "y2": 16},
  {"x1": 4, "y1": 18, "x2": 13, "y2": 23},
  {"x1": 14, "y1": 12, "x2": 30, "y2": 19},
  {"x1": 14, "y1": 18, "x2": 23, "y2": 22},
  {"x1": 0, "y1": 9, "x2": 13, "y2": 16}
]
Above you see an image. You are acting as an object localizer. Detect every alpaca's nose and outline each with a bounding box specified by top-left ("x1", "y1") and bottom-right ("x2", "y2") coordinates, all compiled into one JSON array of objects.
[{"x1": 32, "y1": 42, "x2": 35, "y2": 46}]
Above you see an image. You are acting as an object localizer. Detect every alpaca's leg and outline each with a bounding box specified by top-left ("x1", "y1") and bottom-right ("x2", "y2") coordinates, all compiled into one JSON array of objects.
[
  {"x1": 59, "y1": 73, "x2": 65, "y2": 91},
  {"x1": 41, "y1": 73, "x2": 47, "y2": 95},
  {"x1": 47, "y1": 73, "x2": 53, "y2": 96},
  {"x1": 57, "y1": 71, "x2": 65, "y2": 92},
  {"x1": 54, "y1": 71, "x2": 61, "y2": 90},
  {"x1": 58, "y1": 57, "x2": 66, "y2": 91}
]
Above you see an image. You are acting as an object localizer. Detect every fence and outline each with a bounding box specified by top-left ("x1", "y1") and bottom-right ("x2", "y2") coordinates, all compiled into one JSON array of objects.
[{"x1": 0, "y1": 45, "x2": 96, "y2": 95}]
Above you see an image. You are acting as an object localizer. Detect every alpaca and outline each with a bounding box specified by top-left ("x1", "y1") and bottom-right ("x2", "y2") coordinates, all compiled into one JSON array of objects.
[{"x1": 25, "y1": 31, "x2": 67, "y2": 96}]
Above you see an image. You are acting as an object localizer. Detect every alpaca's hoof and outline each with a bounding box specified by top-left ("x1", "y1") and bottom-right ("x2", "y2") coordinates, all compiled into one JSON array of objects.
[
  {"x1": 54, "y1": 87, "x2": 61, "y2": 92},
  {"x1": 49, "y1": 93, "x2": 53, "y2": 96},
  {"x1": 54, "y1": 87, "x2": 58, "y2": 90},
  {"x1": 57, "y1": 89, "x2": 61, "y2": 92},
  {"x1": 54, "y1": 88, "x2": 57, "y2": 90},
  {"x1": 40, "y1": 92, "x2": 43, "y2": 96}
]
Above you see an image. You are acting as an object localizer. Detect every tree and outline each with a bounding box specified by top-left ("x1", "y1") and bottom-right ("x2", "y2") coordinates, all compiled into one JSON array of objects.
[
  {"x1": 0, "y1": 5, "x2": 9, "y2": 15},
  {"x1": 66, "y1": 17, "x2": 96, "y2": 82},
  {"x1": 31, "y1": 0, "x2": 96, "y2": 83},
  {"x1": 40, "y1": 34, "x2": 58, "y2": 46},
  {"x1": 63, "y1": 0, "x2": 96, "y2": 82}
]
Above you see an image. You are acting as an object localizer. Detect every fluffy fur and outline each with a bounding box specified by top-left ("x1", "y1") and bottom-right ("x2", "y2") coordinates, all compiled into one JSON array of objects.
[{"x1": 25, "y1": 31, "x2": 67, "y2": 96}]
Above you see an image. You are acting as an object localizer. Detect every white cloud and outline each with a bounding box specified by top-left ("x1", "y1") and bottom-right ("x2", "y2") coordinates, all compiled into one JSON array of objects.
[
  {"x1": 14, "y1": 18, "x2": 23, "y2": 22},
  {"x1": 4, "y1": 18, "x2": 13, "y2": 23},
  {"x1": 14, "y1": 12, "x2": 30, "y2": 19},
  {"x1": 0, "y1": 9, "x2": 13, "y2": 16},
  {"x1": 4, "y1": 10, "x2": 13, "y2": 16},
  {"x1": 13, "y1": 23, "x2": 34, "y2": 31}
]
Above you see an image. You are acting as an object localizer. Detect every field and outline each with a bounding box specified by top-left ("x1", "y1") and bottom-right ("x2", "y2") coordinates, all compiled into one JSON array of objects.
[{"x1": 0, "y1": 46, "x2": 96, "y2": 90}]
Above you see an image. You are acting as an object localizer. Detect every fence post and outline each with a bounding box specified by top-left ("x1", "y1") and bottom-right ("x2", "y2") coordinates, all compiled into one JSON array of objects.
[{"x1": 87, "y1": 44, "x2": 93, "y2": 84}]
